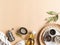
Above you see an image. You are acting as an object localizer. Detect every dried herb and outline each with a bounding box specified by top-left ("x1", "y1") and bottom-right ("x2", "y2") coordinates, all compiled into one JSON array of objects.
[{"x1": 45, "y1": 11, "x2": 59, "y2": 22}]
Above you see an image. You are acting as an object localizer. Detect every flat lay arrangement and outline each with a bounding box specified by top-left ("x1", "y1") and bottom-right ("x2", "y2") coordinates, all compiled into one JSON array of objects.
[
  {"x1": 0, "y1": 27, "x2": 36, "y2": 45},
  {"x1": 0, "y1": 11, "x2": 60, "y2": 45}
]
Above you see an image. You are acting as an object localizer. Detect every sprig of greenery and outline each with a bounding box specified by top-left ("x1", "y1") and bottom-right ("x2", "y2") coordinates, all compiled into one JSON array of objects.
[{"x1": 45, "y1": 11, "x2": 59, "y2": 22}]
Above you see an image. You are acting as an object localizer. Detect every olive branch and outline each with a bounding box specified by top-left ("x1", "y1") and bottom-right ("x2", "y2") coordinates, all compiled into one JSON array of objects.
[{"x1": 45, "y1": 11, "x2": 59, "y2": 23}]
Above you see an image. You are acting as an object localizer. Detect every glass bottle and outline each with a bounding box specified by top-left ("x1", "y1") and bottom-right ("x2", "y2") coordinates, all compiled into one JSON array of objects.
[{"x1": 26, "y1": 32, "x2": 35, "y2": 45}]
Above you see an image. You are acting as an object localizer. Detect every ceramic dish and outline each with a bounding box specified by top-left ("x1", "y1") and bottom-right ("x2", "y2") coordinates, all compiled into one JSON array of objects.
[{"x1": 37, "y1": 23, "x2": 60, "y2": 45}]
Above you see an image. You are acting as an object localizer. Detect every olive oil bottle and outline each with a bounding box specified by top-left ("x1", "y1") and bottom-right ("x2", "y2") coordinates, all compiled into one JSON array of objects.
[{"x1": 26, "y1": 32, "x2": 35, "y2": 45}]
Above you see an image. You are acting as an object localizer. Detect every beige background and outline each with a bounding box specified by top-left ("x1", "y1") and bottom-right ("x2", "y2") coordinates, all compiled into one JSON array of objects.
[{"x1": 0, "y1": 0, "x2": 60, "y2": 45}]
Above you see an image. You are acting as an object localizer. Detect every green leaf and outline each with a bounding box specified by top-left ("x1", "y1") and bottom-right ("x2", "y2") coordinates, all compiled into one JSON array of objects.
[
  {"x1": 53, "y1": 15, "x2": 58, "y2": 22},
  {"x1": 45, "y1": 17, "x2": 54, "y2": 22},
  {"x1": 45, "y1": 11, "x2": 59, "y2": 23},
  {"x1": 45, "y1": 15, "x2": 58, "y2": 22},
  {"x1": 47, "y1": 11, "x2": 58, "y2": 15}
]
